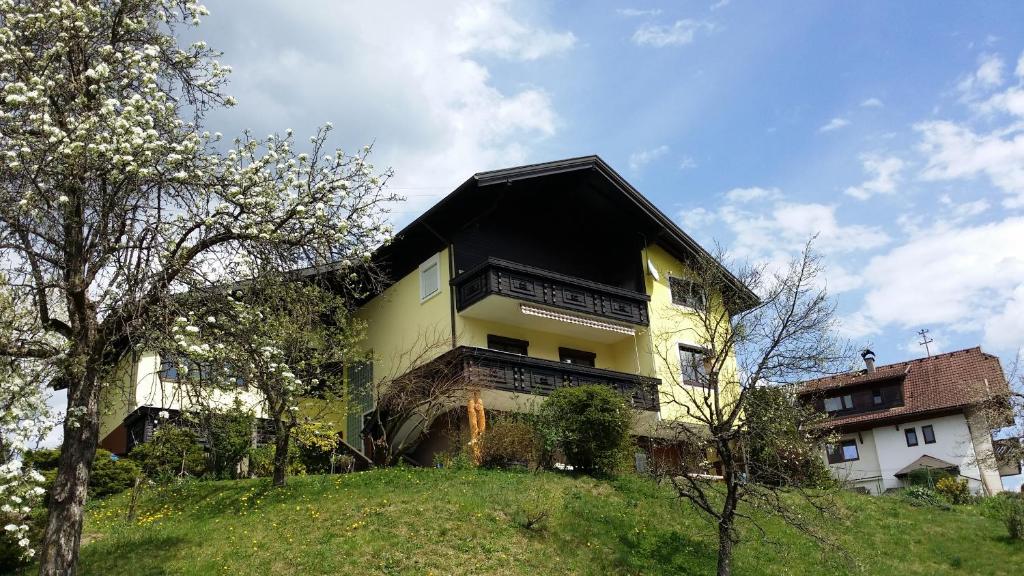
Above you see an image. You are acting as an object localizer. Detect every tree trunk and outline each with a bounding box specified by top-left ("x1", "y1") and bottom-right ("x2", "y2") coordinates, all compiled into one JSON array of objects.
[
  {"x1": 37, "y1": 373, "x2": 101, "y2": 576},
  {"x1": 716, "y1": 518, "x2": 734, "y2": 576},
  {"x1": 271, "y1": 420, "x2": 290, "y2": 487}
]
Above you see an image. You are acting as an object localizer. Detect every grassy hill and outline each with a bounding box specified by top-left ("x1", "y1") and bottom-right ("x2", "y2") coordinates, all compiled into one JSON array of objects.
[{"x1": 48, "y1": 468, "x2": 1024, "y2": 575}]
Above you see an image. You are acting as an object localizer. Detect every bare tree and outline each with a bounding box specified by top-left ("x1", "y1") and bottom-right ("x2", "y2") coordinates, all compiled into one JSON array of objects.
[
  {"x1": 0, "y1": 3, "x2": 396, "y2": 573},
  {"x1": 360, "y1": 329, "x2": 471, "y2": 466},
  {"x1": 650, "y1": 242, "x2": 850, "y2": 576}
]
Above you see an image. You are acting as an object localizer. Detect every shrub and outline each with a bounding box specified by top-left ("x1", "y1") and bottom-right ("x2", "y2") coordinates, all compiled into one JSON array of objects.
[
  {"x1": 906, "y1": 467, "x2": 955, "y2": 488},
  {"x1": 480, "y1": 415, "x2": 541, "y2": 470},
  {"x1": 129, "y1": 426, "x2": 206, "y2": 481},
  {"x1": 899, "y1": 486, "x2": 951, "y2": 510},
  {"x1": 935, "y1": 476, "x2": 972, "y2": 504},
  {"x1": 1008, "y1": 496, "x2": 1024, "y2": 541},
  {"x1": 744, "y1": 387, "x2": 834, "y2": 488},
  {"x1": 199, "y1": 402, "x2": 255, "y2": 479},
  {"x1": 90, "y1": 450, "x2": 142, "y2": 498},
  {"x1": 247, "y1": 443, "x2": 306, "y2": 478},
  {"x1": 292, "y1": 421, "x2": 342, "y2": 474},
  {"x1": 537, "y1": 385, "x2": 634, "y2": 477}
]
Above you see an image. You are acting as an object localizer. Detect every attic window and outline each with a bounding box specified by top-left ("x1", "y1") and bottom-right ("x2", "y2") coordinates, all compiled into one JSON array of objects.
[
  {"x1": 669, "y1": 277, "x2": 705, "y2": 310},
  {"x1": 824, "y1": 394, "x2": 853, "y2": 413},
  {"x1": 419, "y1": 254, "x2": 440, "y2": 301}
]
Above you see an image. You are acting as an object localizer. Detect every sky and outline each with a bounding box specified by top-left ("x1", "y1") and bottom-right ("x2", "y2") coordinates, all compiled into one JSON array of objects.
[{"x1": 46, "y1": 1, "x2": 1024, "y2": 486}]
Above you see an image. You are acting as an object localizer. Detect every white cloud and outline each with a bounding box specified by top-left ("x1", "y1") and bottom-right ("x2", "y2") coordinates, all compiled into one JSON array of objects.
[
  {"x1": 678, "y1": 155, "x2": 698, "y2": 170},
  {"x1": 632, "y1": 20, "x2": 712, "y2": 47},
  {"x1": 818, "y1": 117, "x2": 850, "y2": 133},
  {"x1": 957, "y1": 53, "x2": 1005, "y2": 100},
  {"x1": 849, "y1": 217, "x2": 1024, "y2": 352},
  {"x1": 679, "y1": 207, "x2": 716, "y2": 230},
  {"x1": 860, "y1": 97, "x2": 884, "y2": 108},
  {"x1": 844, "y1": 154, "x2": 905, "y2": 200},
  {"x1": 616, "y1": 8, "x2": 662, "y2": 17},
  {"x1": 710, "y1": 0, "x2": 731, "y2": 10},
  {"x1": 628, "y1": 145, "x2": 669, "y2": 170},
  {"x1": 198, "y1": 0, "x2": 572, "y2": 221},
  {"x1": 1017, "y1": 50, "x2": 1024, "y2": 78},
  {"x1": 723, "y1": 186, "x2": 781, "y2": 203},
  {"x1": 916, "y1": 120, "x2": 1024, "y2": 207}
]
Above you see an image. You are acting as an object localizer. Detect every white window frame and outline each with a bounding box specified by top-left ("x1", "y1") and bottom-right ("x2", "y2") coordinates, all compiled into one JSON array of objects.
[{"x1": 419, "y1": 253, "x2": 441, "y2": 302}]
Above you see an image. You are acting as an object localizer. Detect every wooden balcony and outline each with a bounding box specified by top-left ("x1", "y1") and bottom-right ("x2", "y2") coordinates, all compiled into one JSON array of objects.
[
  {"x1": 451, "y1": 258, "x2": 650, "y2": 326},
  {"x1": 446, "y1": 346, "x2": 660, "y2": 412}
]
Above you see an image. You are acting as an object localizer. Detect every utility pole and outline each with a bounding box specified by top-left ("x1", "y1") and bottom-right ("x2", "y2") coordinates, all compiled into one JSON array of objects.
[{"x1": 917, "y1": 329, "x2": 934, "y2": 357}]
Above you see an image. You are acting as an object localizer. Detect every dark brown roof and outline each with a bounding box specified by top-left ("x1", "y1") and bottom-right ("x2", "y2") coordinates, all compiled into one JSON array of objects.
[{"x1": 799, "y1": 347, "x2": 1009, "y2": 429}]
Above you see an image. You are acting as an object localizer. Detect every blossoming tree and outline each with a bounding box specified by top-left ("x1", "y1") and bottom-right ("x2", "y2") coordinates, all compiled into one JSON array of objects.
[
  {"x1": 0, "y1": 2, "x2": 396, "y2": 573},
  {"x1": 0, "y1": 277, "x2": 52, "y2": 561},
  {"x1": 159, "y1": 270, "x2": 365, "y2": 487}
]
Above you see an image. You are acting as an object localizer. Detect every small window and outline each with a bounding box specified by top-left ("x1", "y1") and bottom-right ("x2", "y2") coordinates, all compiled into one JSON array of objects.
[
  {"x1": 827, "y1": 439, "x2": 859, "y2": 463},
  {"x1": 487, "y1": 335, "x2": 528, "y2": 356},
  {"x1": 679, "y1": 345, "x2": 709, "y2": 387},
  {"x1": 559, "y1": 347, "x2": 596, "y2": 367},
  {"x1": 669, "y1": 277, "x2": 705, "y2": 310},
  {"x1": 419, "y1": 254, "x2": 440, "y2": 301},
  {"x1": 905, "y1": 427, "x2": 918, "y2": 447},
  {"x1": 922, "y1": 425, "x2": 936, "y2": 444},
  {"x1": 872, "y1": 390, "x2": 883, "y2": 405}
]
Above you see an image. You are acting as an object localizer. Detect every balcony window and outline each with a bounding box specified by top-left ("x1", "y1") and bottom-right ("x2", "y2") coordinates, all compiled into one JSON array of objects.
[
  {"x1": 419, "y1": 254, "x2": 440, "y2": 301},
  {"x1": 559, "y1": 347, "x2": 596, "y2": 367},
  {"x1": 487, "y1": 335, "x2": 528, "y2": 356},
  {"x1": 669, "y1": 277, "x2": 705, "y2": 310},
  {"x1": 824, "y1": 394, "x2": 853, "y2": 413},
  {"x1": 679, "y1": 344, "x2": 709, "y2": 387},
  {"x1": 872, "y1": 389, "x2": 883, "y2": 405}
]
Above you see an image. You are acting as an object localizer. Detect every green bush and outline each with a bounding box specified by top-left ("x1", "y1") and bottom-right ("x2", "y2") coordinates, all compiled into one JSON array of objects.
[
  {"x1": 1008, "y1": 496, "x2": 1024, "y2": 541},
  {"x1": 129, "y1": 426, "x2": 206, "y2": 481},
  {"x1": 480, "y1": 415, "x2": 542, "y2": 470},
  {"x1": 199, "y1": 403, "x2": 255, "y2": 479},
  {"x1": 537, "y1": 385, "x2": 634, "y2": 477},
  {"x1": 899, "y1": 486, "x2": 951, "y2": 510},
  {"x1": 90, "y1": 449, "x2": 142, "y2": 498},
  {"x1": 935, "y1": 476, "x2": 972, "y2": 505},
  {"x1": 247, "y1": 443, "x2": 306, "y2": 478}
]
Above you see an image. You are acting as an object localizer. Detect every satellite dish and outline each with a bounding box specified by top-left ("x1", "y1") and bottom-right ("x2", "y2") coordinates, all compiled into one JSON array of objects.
[{"x1": 647, "y1": 259, "x2": 660, "y2": 281}]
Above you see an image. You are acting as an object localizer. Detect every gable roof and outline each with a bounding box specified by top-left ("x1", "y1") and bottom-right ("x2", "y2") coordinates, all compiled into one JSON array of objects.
[
  {"x1": 372, "y1": 155, "x2": 758, "y2": 311},
  {"x1": 799, "y1": 346, "x2": 1010, "y2": 429},
  {"x1": 894, "y1": 455, "x2": 959, "y2": 477}
]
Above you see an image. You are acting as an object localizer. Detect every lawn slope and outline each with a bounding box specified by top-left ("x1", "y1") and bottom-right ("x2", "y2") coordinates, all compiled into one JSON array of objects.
[{"x1": 57, "y1": 468, "x2": 1024, "y2": 575}]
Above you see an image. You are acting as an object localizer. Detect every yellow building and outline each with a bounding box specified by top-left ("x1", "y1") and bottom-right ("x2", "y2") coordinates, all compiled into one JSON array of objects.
[
  {"x1": 348, "y1": 156, "x2": 756, "y2": 467},
  {"x1": 97, "y1": 156, "x2": 755, "y2": 468}
]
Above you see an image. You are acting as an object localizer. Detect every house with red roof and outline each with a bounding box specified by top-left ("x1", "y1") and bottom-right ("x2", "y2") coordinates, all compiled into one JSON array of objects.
[{"x1": 798, "y1": 347, "x2": 1020, "y2": 495}]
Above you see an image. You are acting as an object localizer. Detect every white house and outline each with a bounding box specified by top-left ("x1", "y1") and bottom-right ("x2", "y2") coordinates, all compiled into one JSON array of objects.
[{"x1": 799, "y1": 347, "x2": 1021, "y2": 495}]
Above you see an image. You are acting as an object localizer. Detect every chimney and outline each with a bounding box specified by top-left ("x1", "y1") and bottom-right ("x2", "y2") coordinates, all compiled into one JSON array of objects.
[{"x1": 861, "y1": 348, "x2": 876, "y2": 373}]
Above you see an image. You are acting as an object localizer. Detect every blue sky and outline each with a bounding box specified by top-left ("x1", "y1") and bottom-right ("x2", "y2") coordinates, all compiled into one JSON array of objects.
[{"x1": 197, "y1": 1, "x2": 1024, "y2": 374}]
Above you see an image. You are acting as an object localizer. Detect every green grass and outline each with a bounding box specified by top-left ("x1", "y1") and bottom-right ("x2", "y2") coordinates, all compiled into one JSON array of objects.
[{"x1": 36, "y1": 468, "x2": 1024, "y2": 575}]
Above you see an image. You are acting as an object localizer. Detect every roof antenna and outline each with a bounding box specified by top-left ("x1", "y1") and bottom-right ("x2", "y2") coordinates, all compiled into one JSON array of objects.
[{"x1": 917, "y1": 329, "x2": 934, "y2": 357}]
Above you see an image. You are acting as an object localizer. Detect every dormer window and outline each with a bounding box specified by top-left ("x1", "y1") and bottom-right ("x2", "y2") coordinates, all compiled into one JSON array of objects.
[{"x1": 669, "y1": 277, "x2": 705, "y2": 310}]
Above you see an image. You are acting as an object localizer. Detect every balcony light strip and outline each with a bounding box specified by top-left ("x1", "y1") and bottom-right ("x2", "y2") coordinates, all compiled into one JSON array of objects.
[{"x1": 519, "y1": 304, "x2": 635, "y2": 335}]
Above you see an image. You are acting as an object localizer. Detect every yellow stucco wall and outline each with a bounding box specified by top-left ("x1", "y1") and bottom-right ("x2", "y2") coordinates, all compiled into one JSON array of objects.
[
  {"x1": 642, "y1": 244, "x2": 740, "y2": 423},
  {"x1": 354, "y1": 248, "x2": 454, "y2": 385}
]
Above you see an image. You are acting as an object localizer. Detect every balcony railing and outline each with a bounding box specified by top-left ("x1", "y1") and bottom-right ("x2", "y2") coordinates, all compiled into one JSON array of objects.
[
  {"x1": 448, "y1": 346, "x2": 660, "y2": 412},
  {"x1": 451, "y1": 258, "x2": 650, "y2": 326}
]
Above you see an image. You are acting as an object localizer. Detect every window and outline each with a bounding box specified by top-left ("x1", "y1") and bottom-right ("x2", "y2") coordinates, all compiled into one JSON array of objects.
[
  {"x1": 872, "y1": 389, "x2": 883, "y2": 405},
  {"x1": 679, "y1": 345, "x2": 709, "y2": 387},
  {"x1": 669, "y1": 277, "x2": 705, "y2": 310},
  {"x1": 487, "y1": 335, "x2": 528, "y2": 356},
  {"x1": 922, "y1": 424, "x2": 936, "y2": 444},
  {"x1": 905, "y1": 427, "x2": 918, "y2": 447},
  {"x1": 419, "y1": 254, "x2": 440, "y2": 301},
  {"x1": 827, "y1": 439, "x2": 859, "y2": 464},
  {"x1": 159, "y1": 354, "x2": 179, "y2": 380},
  {"x1": 823, "y1": 394, "x2": 854, "y2": 413},
  {"x1": 559, "y1": 347, "x2": 596, "y2": 367}
]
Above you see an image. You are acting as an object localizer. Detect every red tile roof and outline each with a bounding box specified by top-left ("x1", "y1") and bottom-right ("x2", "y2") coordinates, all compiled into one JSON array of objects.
[{"x1": 798, "y1": 347, "x2": 1009, "y2": 429}]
